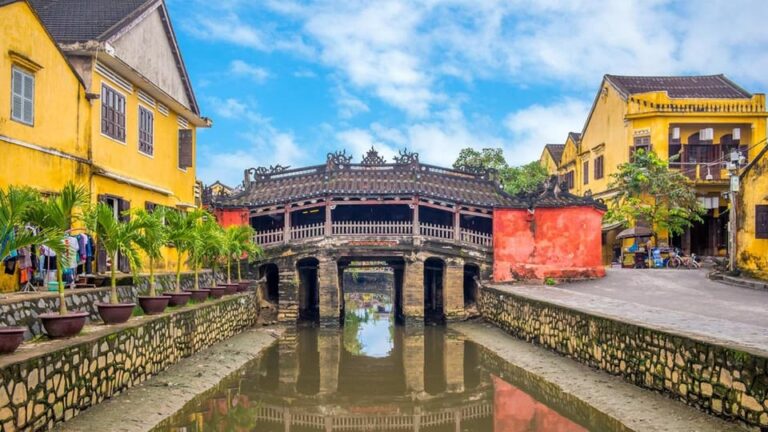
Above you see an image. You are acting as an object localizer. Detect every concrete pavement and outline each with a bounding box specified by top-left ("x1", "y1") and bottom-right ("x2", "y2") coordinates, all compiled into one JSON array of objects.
[{"x1": 488, "y1": 268, "x2": 768, "y2": 356}]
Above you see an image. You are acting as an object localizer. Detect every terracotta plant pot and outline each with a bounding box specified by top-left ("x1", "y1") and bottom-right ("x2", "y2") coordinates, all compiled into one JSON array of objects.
[
  {"x1": 204, "y1": 287, "x2": 227, "y2": 299},
  {"x1": 138, "y1": 296, "x2": 171, "y2": 315},
  {"x1": 164, "y1": 292, "x2": 191, "y2": 307},
  {"x1": 184, "y1": 289, "x2": 211, "y2": 302},
  {"x1": 39, "y1": 312, "x2": 88, "y2": 339},
  {"x1": 96, "y1": 303, "x2": 135, "y2": 325},
  {"x1": 220, "y1": 283, "x2": 238, "y2": 295},
  {"x1": 0, "y1": 327, "x2": 26, "y2": 354},
  {"x1": 236, "y1": 280, "x2": 252, "y2": 292}
]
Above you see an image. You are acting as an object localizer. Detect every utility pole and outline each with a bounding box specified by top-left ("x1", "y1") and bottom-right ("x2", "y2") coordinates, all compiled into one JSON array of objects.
[{"x1": 727, "y1": 149, "x2": 742, "y2": 272}]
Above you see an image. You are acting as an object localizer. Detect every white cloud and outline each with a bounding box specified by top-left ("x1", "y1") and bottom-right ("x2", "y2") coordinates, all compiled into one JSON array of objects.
[
  {"x1": 208, "y1": 97, "x2": 247, "y2": 119},
  {"x1": 230, "y1": 60, "x2": 269, "y2": 82},
  {"x1": 197, "y1": 98, "x2": 307, "y2": 185},
  {"x1": 503, "y1": 98, "x2": 591, "y2": 164},
  {"x1": 335, "y1": 87, "x2": 369, "y2": 119}
]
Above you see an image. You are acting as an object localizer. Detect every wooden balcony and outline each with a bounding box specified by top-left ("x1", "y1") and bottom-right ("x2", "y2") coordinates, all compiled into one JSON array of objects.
[{"x1": 254, "y1": 220, "x2": 493, "y2": 249}]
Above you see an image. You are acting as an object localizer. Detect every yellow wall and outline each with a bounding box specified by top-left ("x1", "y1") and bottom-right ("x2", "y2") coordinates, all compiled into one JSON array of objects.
[
  {"x1": 90, "y1": 70, "x2": 197, "y2": 208},
  {"x1": 0, "y1": 1, "x2": 202, "y2": 290},
  {"x1": 539, "y1": 149, "x2": 559, "y2": 175},
  {"x1": 738, "y1": 149, "x2": 768, "y2": 278}
]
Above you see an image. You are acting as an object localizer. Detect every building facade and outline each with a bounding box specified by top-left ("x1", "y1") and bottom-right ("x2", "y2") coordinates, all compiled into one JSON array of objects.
[
  {"x1": 737, "y1": 146, "x2": 768, "y2": 279},
  {"x1": 549, "y1": 75, "x2": 767, "y2": 261},
  {"x1": 0, "y1": 0, "x2": 209, "y2": 290}
]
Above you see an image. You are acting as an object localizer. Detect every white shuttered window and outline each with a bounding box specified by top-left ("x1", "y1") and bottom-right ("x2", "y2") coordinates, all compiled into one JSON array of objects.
[{"x1": 11, "y1": 67, "x2": 34, "y2": 125}]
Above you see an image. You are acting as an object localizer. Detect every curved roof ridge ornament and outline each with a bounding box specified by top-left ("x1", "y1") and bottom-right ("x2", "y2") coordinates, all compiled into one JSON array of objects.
[
  {"x1": 326, "y1": 149, "x2": 353, "y2": 171},
  {"x1": 243, "y1": 165, "x2": 291, "y2": 186},
  {"x1": 360, "y1": 146, "x2": 387, "y2": 165},
  {"x1": 393, "y1": 148, "x2": 419, "y2": 165}
]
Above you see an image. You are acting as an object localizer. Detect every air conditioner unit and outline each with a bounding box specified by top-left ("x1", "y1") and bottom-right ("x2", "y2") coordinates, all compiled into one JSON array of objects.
[
  {"x1": 672, "y1": 127, "x2": 680, "y2": 139},
  {"x1": 700, "y1": 128, "x2": 714, "y2": 141},
  {"x1": 733, "y1": 128, "x2": 741, "y2": 140}
]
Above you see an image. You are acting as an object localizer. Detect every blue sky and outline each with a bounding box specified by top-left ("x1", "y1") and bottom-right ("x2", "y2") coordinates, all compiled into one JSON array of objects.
[{"x1": 166, "y1": 0, "x2": 768, "y2": 186}]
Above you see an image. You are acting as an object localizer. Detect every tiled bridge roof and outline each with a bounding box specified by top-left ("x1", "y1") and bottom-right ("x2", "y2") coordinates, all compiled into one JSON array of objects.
[{"x1": 216, "y1": 148, "x2": 604, "y2": 210}]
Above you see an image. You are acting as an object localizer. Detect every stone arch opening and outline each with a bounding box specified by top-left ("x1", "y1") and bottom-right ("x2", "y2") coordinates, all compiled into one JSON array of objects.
[
  {"x1": 259, "y1": 263, "x2": 279, "y2": 303},
  {"x1": 463, "y1": 263, "x2": 480, "y2": 307},
  {"x1": 297, "y1": 257, "x2": 320, "y2": 322},
  {"x1": 424, "y1": 257, "x2": 445, "y2": 323}
]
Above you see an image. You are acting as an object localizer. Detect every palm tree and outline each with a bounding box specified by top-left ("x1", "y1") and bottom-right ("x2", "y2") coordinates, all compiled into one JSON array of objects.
[
  {"x1": 201, "y1": 221, "x2": 226, "y2": 286},
  {"x1": 26, "y1": 182, "x2": 88, "y2": 314},
  {"x1": 0, "y1": 186, "x2": 62, "y2": 263},
  {"x1": 132, "y1": 207, "x2": 167, "y2": 297},
  {"x1": 233, "y1": 225, "x2": 260, "y2": 282},
  {"x1": 165, "y1": 209, "x2": 203, "y2": 292},
  {"x1": 222, "y1": 226, "x2": 248, "y2": 284},
  {"x1": 86, "y1": 203, "x2": 141, "y2": 304}
]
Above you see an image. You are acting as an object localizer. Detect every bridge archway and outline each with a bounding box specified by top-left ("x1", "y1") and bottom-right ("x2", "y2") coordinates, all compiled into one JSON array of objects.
[
  {"x1": 297, "y1": 257, "x2": 320, "y2": 322},
  {"x1": 463, "y1": 263, "x2": 480, "y2": 307},
  {"x1": 258, "y1": 263, "x2": 279, "y2": 303},
  {"x1": 424, "y1": 257, "x2": 445, "y2": 323}
]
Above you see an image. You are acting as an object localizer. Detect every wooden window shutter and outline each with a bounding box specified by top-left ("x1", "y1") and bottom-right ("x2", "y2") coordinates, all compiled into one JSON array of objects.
[
  {"x1": 757, "y1": 205, "x2": 768, "y2": 239},
  {"x1": 178, "y1": 129, "x2": 193, "y2": 168}
]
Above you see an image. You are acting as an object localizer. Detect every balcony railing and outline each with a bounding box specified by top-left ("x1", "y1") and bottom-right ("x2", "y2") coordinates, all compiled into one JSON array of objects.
[
  {"x1": 253, "y1": 221, "x2": 493, "y2": 248},
  {"x1": 668, "y1": 142, "x2": 748, "y2": 181}
]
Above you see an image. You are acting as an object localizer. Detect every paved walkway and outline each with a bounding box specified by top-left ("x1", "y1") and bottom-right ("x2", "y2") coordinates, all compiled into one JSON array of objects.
[{"x1": 489, "y1": 268, "x2": 768, "y2": 356}]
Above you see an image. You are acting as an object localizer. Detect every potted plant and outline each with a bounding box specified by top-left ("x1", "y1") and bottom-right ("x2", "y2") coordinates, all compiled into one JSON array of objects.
[
  {"x1": 133, "y1": 207, "x2": 177, "y2": 312},
  {"x1": 86, "y1": 203, "x2": 141, "y2": 323},
  {"x1": 232, "y1": 225, "x2": 260, "y2": 292},
  {"x1": 165, "y1": 209, "x2": 203, "y2": 298},
  {"x1": 184, "y1": 213, "x2": 214, "y2": 301},
  {"x1": 27, "y1": 183, "x2": 90, "y2": 338},
  {"x1": 200, "y1": 221, "x2": 227, "y2": 299},
  {"x1": 0, "y1": 186, "x2": 62, "y2": 351}
]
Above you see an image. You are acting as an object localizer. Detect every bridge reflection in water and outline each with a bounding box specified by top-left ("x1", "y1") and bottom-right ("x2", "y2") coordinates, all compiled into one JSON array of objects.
[{"x1": 153, "y1": 294, "x2": 620, "y2": 432}]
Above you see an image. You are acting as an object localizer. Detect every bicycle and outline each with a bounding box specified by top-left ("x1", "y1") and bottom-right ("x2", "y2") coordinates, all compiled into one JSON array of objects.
[{"x1": 666, "y1": 248, "x2": 701, "y2": 269}]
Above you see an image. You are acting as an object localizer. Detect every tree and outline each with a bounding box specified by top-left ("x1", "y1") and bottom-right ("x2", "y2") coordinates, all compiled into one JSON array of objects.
[
  {"x1": 86, "y1": 203, "x2": 142, "y2": 304},
  {"x1": 26, "y1": 182, "x2": 89, "y2": 314},
  {"x1": 132, "y1": 207, "x2": 167, "y2": 297},
  {"x1": 0, "y1": 186, "x2": 62, "y2": 263},
  {"x1": 187, "y1": 212, "x2": 221, "y2": 290},
  {"x1": 222, "y1": 225, "x2": 255, "y2": 284},
  {"x1": 604, "y1": 149, "x2": 705, "y2": 240},
  {"x1": 452, "y1": 148, "x2": 548, "y2": 194},
  {"x1": 165, "y1": 209, "x2": 203, "y2": 293},
  {"x1": 201, "y1": 219, "x2": 226, "y2": 287}
]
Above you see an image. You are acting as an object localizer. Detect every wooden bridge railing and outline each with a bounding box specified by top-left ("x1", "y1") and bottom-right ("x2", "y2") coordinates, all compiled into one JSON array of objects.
[{"x1": 253, "y1": 221, "x2": 492, "y2": 248}]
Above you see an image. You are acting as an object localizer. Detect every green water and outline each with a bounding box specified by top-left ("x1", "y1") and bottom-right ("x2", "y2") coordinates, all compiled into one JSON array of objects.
[{"x1": 152, "y1": 293, "x2": 629, "y2": 432}]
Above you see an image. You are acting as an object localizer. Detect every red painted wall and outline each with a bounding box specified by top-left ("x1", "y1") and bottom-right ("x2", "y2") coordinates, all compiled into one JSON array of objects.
[
  {"x1": 213, "y1": 208, "x2": 249, "y2": 227},
  {"x1": 493, "y1": 376, "x2": 587, "y2": 432},
  {"x1": 493, "y1": 206, "x2": 605, "y2": 282}
]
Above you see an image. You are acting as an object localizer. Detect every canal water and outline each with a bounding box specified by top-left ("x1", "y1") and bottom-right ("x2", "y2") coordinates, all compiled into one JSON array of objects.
[{"x1": 152, "y1": 292, "x2": 630, "y2": 432}]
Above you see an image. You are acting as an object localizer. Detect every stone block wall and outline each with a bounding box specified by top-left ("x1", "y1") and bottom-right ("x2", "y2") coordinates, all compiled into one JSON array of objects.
[
  {"x1": 0, "y1": 292, "x2": 258, "y2": 431},
  {"x1": 0, "y1": 271, "x2": 223, "y2": 340},
  {"x1": 479, "y1": 286, "x2": 768, "y2": 429}
]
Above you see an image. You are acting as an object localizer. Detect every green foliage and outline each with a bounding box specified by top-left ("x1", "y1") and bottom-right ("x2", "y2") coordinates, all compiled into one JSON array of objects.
[
  {"x1": 0, "y1": 186, "x2": 62, "y2": 261},
  {"x1": 604, "y1": 150, "x2": 705, "y2": 238},
  {"x1": 165, "y1": 209, "x2": 204, "y2": 292},
  {"x1": 85, "y1": 203, "x2": 142, "y2": 303},
  {"x1": 544, "y1": 277, "x2": 557, "y2": 286},
  {"x1": 452, "y1": 148, "x2": 548, "y2": 194},
  {"x1": 26, "y1": 182, "x2": 89, "y2": 314},
  {"x1": 132, "y1": 207, "x2": 167, "y2": 296}
]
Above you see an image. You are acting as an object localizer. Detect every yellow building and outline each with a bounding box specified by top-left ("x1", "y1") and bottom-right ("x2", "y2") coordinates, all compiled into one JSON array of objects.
[
  {"x1": 0, "y1": 0, "x2": 210, "y2": 290},
  {"x1": 554, "y1": 75, "x2": 767, "y2": 262},
  {"x1": 539, "y1": 144, "x2": 565, "y2": 175},
  {"x1": 737, "y1": 146, "x2": 768, "y2": 278}
]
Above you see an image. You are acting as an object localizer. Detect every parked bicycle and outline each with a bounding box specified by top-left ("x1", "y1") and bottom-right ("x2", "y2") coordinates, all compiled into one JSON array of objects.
[{"x1": 666, "y1": 248, "x2": 700, "y2": 269}]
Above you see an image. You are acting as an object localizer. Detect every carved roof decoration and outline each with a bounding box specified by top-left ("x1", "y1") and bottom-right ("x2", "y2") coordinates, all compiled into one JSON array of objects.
[
  {"x1": 393, "y1": 148, "x2": 419, "y2": 165},
  {"x1": 223, "y1": 151, "x2": 604, "y2": 210},
  {"x1": 360, "y1": 147, "x2": 387, "y2": 165},
  {"x1": 513, "y1": 175, "x2": 606, "y2": 210}
]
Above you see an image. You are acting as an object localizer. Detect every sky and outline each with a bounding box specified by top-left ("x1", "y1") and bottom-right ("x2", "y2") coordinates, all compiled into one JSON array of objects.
[{"x1": 165, "y1": 0, "x2": 768, "y2": 186}]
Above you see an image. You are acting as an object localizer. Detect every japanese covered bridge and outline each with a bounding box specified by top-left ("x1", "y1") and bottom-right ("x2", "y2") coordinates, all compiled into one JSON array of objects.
[{"x1": 211, "y1": 148, "x2": 604, "y2": 326}]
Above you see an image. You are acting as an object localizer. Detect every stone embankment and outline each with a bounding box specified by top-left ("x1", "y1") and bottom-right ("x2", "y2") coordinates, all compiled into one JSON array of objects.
[
  {"x1": 0, "y1": 291, "x2": 257, "y2": 431},
  {"x1": 0, "y1": 271, "x2": 222, "y2": 339},
  {"x1": 479, "y1": 285, "x2": 768, "y2": 429}
]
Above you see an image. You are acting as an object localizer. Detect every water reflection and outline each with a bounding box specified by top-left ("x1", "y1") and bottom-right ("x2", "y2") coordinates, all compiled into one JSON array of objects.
[{"x1": 154, "y1": 295, "x2": 631, "y2": 432}]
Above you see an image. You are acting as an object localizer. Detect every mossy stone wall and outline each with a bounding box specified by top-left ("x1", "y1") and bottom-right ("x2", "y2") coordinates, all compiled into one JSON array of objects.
[
  {"x1": 0, "y1": 292, "x2": 258, "y2": 431},
  {"x1": 479, "y1": 286, "x2": 768, "y2": 429}
]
